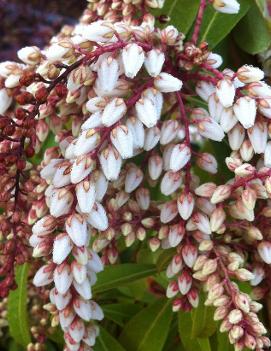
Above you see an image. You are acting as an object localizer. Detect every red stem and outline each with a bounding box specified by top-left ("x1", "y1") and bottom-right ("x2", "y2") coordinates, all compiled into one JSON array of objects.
[{"x1": 191, "y1": 0, "x2": 207, "y2": 44}]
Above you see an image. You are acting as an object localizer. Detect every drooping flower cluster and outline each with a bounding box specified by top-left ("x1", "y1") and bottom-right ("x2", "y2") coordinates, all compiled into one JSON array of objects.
[{"x1": 3, "y1": 0, "x2": 271, "y2": 350}]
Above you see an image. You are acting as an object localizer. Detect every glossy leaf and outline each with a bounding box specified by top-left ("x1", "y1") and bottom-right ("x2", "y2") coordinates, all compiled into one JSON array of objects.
[
  {"x1": 178, "y1": 311, "x2": 211, "y2": 351},
  {"x1": 7, "y1": 263, "x2": 31, "y2": 348},
  {"x1": 95, "y1": 327, "x2": 126, "y2": 351},
  {"x1": 154, "y1": 0, "x2": 200, "y2": 34},
  {"x1": 93, "y1": 264, "x2": 156, "y2": 293},
  {"x1": 199, "y1": 0, "x2": 252, "y2": 48},
  {"x1": 103, "y1": 303, "x2": 142, "y2": 326},
  {"x1": 120, "y1": 298, "x2": 173, "y2": 351},
  {"x1": 191, "y1": 294, "x2": 217, "y2": 338},
  {"x1": 234, "y1": 3, "x2": 271, "y2": 54}
]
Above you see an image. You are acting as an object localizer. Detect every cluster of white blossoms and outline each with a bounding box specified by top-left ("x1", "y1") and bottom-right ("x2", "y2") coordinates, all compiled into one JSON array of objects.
[{"x1": 0, "y1": 0, "x2": 269, "y2": 350}]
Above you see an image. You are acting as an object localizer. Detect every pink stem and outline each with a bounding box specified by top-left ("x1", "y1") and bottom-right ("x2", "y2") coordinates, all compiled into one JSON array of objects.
[{"x1": 191, "y1": 0, "x2": 207, "y2": 44}]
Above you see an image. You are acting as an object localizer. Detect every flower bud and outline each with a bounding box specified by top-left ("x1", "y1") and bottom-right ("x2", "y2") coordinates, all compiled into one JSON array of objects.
[
  {"x1": 111, "y1": 125, "x2": 134, "y2": 159},
  {"x1": 257, "y1": 241, "x2": 271, "y2": 264},
  {"x1": 87, "y1": 202, "x2": 109, "y2": 231},
  {"x1": 237, "y1": 65, "x2": 264, "y2": 83},
  {"x1": 178, "y1": 270, "x2": 192, "y2": 295},
  {"x1": 177, "y1": 192, "x2": 195, "y2": 220},
  {"x1": 144, "y1": 49, "x2": 165, "y2": 77},
  {"x1": 74, "y1": 129, "x2": 100, "y2": 157},
  {"x1": 122, "y1": 43, "x2": 145, "y2": 78},
  {"x1": 135, "y1": 97, "x2": 159, "y2": 128},
  {"x1": 99, "y1": 145, "x2": 122, "y2": 181},
  {"x1": 54, "y1": 263, "x2": 73, "y2": 295},
  {"x1": 101, "y1": 98, "x2": 127, "y2": 127},
  {"x1": 154, "y1": 72, "x2": 183, "y2": 93},
  {"x1": 212, "y1": 0, "x2": 240, "y2": 14},
  {"x1": 66, "y1": 214, "x2": 88, "y2": 247},
  {"x1": 216, "y1": 79, "x2": 235, "y2": 108},
  {"x1": 233, "y1": 96, "x2": 256, "y2": 129},
  {"x1": 169, "y1": 143, "x2": 191, "y2": 171},
  {"x1": 125, "y1": 165, "x2": 143, "y2": 193}
]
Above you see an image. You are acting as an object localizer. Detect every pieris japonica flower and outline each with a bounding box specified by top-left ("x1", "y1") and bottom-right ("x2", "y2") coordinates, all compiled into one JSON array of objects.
[
  {"x1": 5, "y1": 1, "x2": 269, "y2": 350},
  {"x1": 212, "y1": 0, "x2": 240, "y2": 14}
]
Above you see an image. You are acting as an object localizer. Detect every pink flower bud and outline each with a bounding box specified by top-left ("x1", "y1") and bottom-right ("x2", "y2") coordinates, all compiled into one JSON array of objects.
[
  {"x1": 69, "y1": 317, "x2": 85, "y2": 343},
  {"x1": 111, "y1": 125, "x2": 134, "y2": 159},
  {"x1": 234, "y1": 292, "x2": 250, "y2": 313},
  {"x1": 182, "y1": 244, "x2": 198, "y2": 268},
  {"x1": 166, "y1": 254, "x2": 183, "y2": 278},
  {"x1": 33, "y1": 263, "x2": 54, "y2": 287},
  {"x1": 248, "y1": 81, "x2": 271, "y2": 98},
  {"x1": 144, "y1": 126, "x2": 160, "y2": 151},
  {"x1": 73, "y1": 278, "x2": 92, "y2": 300},
  {"x1": 73, "y1": 247, "x2": 88, "y2": 266},
  {"x1": 166, "y1": 280, "x2": 179, "y2": 298},
  {"x1": 66, "y1": 214, "x2": 88, "y2": 247},
  {"x1": 87, "y1": 250, "x2": 104, "y2": 273},
  {"x1": 192, "y1": 212, "x2": 211, "y2": 235},
  {"x1": 240, "y1": 140, "x2": 254, "y2": 162},
  {"x1": 73, "y1": 297, "x2": 92, "y2": 322},
  {"x1": 32, "y1": 215, "x2": 56, "y2": 235},
  {"x1": 53, "y1": 233, "x2": 73, "y2": 264},
  {"x1": 136, "y1": 188, "x2": 150, "y2": 210},
  {"x1": 160, "y1": 120, "x2": 179, "y2": 145},
  {"x1": 76, "y1": 180, "x2": 96, "y2": 214},
  {"x1": 197, "y1": 117, "x2": 225, "y2": 141},
  {"x1": 161, "y1": 171, "x2": 182, "y2": 196},
  {"x1": 125, "y1": 164, "x2": 143, "y2": 193},
  {"x1": 36, "y1": 119, "x2": 49, "y2": 142},
  {"x1": 211, "y1": 184, "x2": 231, "y2": 204},
  {"x1": 196, "y1": 153, "x2": 218, "y2": 174},
  {"x1": 177, "y1": 192, "x2": 195, "y2": 220},
  {"x1": 210, "y1": 207, "x2": 226, "y2": 232},
  {"x1": 195, "y1": 182, "x2": 216, "y2": 198},
  {"x1": 169, "y1": 143, "x2": 191, "y2": 172},
  {"x1": 178, "y1": 270, "x2": 192, "y2": 295},
  {"x1": 187, "y1": 288, "x2": 199, "y2": 307},
  {"x1": 59, "y1": 306, "x2": 76, "y2": 329},
  {"x1": 148, "y1": 154, "x2": 163, "y2": 180},
  {"x1": 71, "y1": 155, "x2": 95, "y2": 184},
  {"x1": 168, "y1": 224, "x2": 184, "y2": 247},
  {"x1": 17, "y1": 46, "x2": 41, "y2": 65},
  {"x1": 54, "y1": 263, "x2": 73, "y2": 295},
  {"x1": 87, "y1": 202, "x2": 108, "y2": 231},
  {"x1": 50, "y1": 288, "x2": 71, "y2": 311},
  {"x1": 86, "y1": 97, "x2": 107, "y2": 113},
  {"x1": 160, "y1": 200, "x2": 178, "y2": 223}
]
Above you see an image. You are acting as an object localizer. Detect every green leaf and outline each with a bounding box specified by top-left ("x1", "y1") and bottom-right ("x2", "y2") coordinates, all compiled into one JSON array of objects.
[
  {"x1": 95, "y1": 327, "x2": 126, "y2": 351},
  {"x1": 8, "y1": 341, "x2": 23, "y2": 351},
  {"x1": 217, "y1": 332, "x2": 233, "y2": 351},
  {"x1": 93, "y1": 264, "x2": 156, "y2": 293},
  {"x1": 191, "y1": 294, "x2": 217, "y2": 338},
  {"x1": 119, "y1": 298, "x2": 173, "y2": 351},
  {"x1": 156, "y1": 249, "x2": 175, "y2": 272},
  {"x1": 154, "y1": 0, "x2": 200, "y2": 34},
  {"x1": 199, "y1": 0, "x2": 252, "y2": 48},
  {"x1": 7, "y1": 263, "x2": 31, "y2": 348},
  {"x1": 103, "y1": 303, "x2": 142, "y2": 326},
  {"x1": 178, "y1": 311, "x2": 211, "y2": 351},
  {"x1": 233, "y1": 3, "x2": 271, "y2": 54}
]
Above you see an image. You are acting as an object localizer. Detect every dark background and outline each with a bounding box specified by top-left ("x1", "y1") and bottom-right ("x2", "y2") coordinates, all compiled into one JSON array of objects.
[{"x1": 0, "y1": 0, "x2": 85, "y2": 61}]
